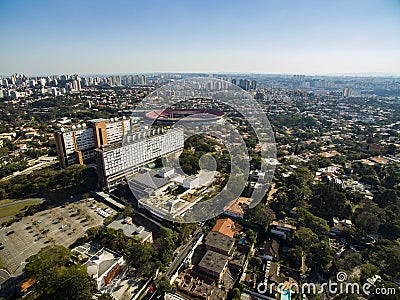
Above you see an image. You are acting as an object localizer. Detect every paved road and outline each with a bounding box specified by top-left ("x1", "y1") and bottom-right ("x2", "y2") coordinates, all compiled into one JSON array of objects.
[
  {"x1": 0, "y1": 268, "x2": 14, "y2": 299},
  {"x1": 0, "y1": 198, "x2": 44, "y2": 209},
  {"x1": 0, "y1": 269, "x2": 11, "y2": 285},
  {"x1": 165, "y1": 229, "x2": 203, "y2": 277},
  {"x1": 0, "y1": 158, "x2": 57, "y2": 182}
]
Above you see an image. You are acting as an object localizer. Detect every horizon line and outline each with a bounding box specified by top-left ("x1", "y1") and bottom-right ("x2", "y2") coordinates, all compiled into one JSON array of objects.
[{"x1": 2, "y1": 71, "x2": 400, "y2": 78}]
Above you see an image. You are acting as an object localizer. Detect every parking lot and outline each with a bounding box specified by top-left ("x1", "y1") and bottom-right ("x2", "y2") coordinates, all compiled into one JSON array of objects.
[{"x1": 0, "y1": 198, "x2": 115, "y2": 275}]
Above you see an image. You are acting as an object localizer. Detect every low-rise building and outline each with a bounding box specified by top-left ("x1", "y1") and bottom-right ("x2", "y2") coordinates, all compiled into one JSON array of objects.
[
  {"x1": 182, "y1": 175, "x2": 200, "y2": 189},
  {"x1": 198, "y1": 250, "x2": 229, "y2": 282},
  {"x1": 108, "y1": 217, "x2": 153, "y2": 243},
  {"x1": 258, "y1": 239, "x2": 280, "y2": 261},
  {"x1": 205, "y1": 231, "x2": 235, "y2": 256},
  {"x1": 177, "y1": 272, "x2": 215, "y2": 299},
  {"x1": 84, "y1": 248, "x2": 124, "y2": 290},
  {"x1": 211, "y1": 218, "x2": 238, "y2": 238},
  {"x1": 223, "y1": 197, "x2": 252, "y2": 219}
]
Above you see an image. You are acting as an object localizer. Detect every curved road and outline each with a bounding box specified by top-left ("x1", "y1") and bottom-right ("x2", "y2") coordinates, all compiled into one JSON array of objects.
[
  {"x1": 0, "y1": 268, "x2": 15, "y2": 299},
  {"x1": 0, "y1": 268, "x2": 11, "y2": 284}
]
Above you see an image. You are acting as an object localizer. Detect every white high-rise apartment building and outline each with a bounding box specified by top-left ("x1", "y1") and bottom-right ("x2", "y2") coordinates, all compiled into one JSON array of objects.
[
  {"x1": 95, "y1": 127, "x2": 184, "y2": 188},
  {"x1": 54, "y1": 117, "x2": 134, "y2": 168}
]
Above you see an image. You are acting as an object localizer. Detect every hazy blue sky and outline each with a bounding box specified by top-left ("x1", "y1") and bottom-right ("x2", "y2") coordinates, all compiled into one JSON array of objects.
[{"x1": 0, "y1": 0, "x2": 399, "y2": 75}]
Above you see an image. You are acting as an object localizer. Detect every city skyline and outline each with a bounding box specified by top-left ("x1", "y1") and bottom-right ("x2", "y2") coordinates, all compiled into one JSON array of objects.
[{"x1": 0, "y1": 0, "x2": 400, "y2": 76}]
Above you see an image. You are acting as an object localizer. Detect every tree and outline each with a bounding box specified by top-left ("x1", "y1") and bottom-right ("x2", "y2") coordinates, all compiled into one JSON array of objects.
[
  {"x1": 375, "y1": 189, "x2": 399, "y2": 207},
  {"x1": 310, "y1": 182, "x2": 350, "y2": 219},
  {"x1": 129, "y1": 242, "x2": 154, "y2": 266},
  {"x1": 25, "y1": 245, "x2": 72, "y2": 280},
  {"x1": 155, "y1": 275, "x2": 172, "y2": 294},
  {"x1": 231, "y1": 288, "x2": 241, "y2": 300},
  {"x1": 0, "y1": 188, "x2": 6, "y2": 199},
  {"x1": 137, "y1": 261, "x2": 158, "y2": 278},
  {"x1": 297, "y1": 208, "x2": 330, "y2": 237},
  {"x1": 244, "y1": 229, "x2": 256, "y2": 244},
  {"x1": 384, "y1": 246, "x2": 400, "y2": 279},
  {"x1": 174, "y1": 222, "x2": 198, "y2": 245},
  {"x1": 249, "y1": 257, "x2": 262, "y2": 272},
  {"x1": 289, "y1": 227, "x2": 318, "y2": 252},
  {"x1": 309, "y1": 241, "x2": 335, "y2": 273},
  {"x1": 153, "y1": 227, "x2": 178, "y2": 264},
  {"x1": 97, "y1": 294, "x2": 115, "y2": 300},
  {"x1": 360, "y1": 263, "x2": 379, "y2": 282},
  {"x1": 24, "y1": 245, "x2": 96, "y2": 299},
  {"x1": 354, "y1": 211, "x2": 380, "y2": 234},
  {"x1": 360, "y1": 174, "x2": 380, "y2": 187},
  {"x1": 287, "y1": 167, "x2": 313, "y2": 187},
  {"x1": 387, "y1": 144, "x2": 397, "y2": 155},
  {"x1": 287, "y1": 246, "x2": 303, "y2": 270},
  {"x1": 335, "y1": 251, "x2": 362, "y2": 273},
  {"x1": 51, "y1": 264, "x2": 95, "y2": 300}
]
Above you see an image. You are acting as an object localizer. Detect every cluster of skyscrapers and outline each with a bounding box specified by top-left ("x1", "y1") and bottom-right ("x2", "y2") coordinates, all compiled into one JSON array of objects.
[
  {"x1": 0, "y1": 73, "x2": 151, "y2": 99},
  {"x1": 229, "y1": 78, "x2": 257, "y2": 90}
]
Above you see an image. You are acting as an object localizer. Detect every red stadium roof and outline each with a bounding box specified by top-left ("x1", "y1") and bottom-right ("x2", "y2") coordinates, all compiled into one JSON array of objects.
[{"x1": 145, "y1": 109, "x2": 224, "y2": 122}]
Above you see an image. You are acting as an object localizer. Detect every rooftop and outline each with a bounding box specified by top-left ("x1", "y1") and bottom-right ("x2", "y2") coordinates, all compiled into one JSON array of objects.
[
  {"x1": 205, "y1": 231, "x2": 235, "y2": 254},
  {"x1": 17, "y1": 278, "x2": 36, "y2": 293},
  {"x1": 318, "y1": 150, "x2": 341, "y2": 158},
  {"x1": 85, "y1": 248, "x2": 123, "y2": 279},
  {"x1": 128, "y1": 170, "x2": 173, "y2": 190},
  {"x1": 108, "y1": 218, "x2": 152, "y2": 242},
  {"x1": 259, "y1": 239, "x2": 280, "y2": 260},
  {"x1": 211, "y1": 218, "x2": 238, "y2": 238},
  {"x1": 224, "y1": 197, "x2": 252, "y2": 217},
  {"x1": 198, "y1": 250, "x2": 229, "y2": 275}
]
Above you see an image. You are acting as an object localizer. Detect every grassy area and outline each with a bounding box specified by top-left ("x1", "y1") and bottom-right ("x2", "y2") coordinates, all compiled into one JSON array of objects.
[
  {"x1": 43, "y1": 185, "x2": 89, "y2": 203},
  {"x1": 0, "y1": 256, "x2": 7, "y2": 270},
  {"x1": 0, "y1": 199, "x2": 13, "y2": 205},
  {"x1": 0, "y1": 199, "x2": 43, "y2": 219}
]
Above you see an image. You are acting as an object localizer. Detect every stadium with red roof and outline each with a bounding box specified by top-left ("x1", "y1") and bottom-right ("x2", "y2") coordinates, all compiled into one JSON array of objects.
[{"x1": 145, "y1": 109, "x2": 224, "y2": 124}]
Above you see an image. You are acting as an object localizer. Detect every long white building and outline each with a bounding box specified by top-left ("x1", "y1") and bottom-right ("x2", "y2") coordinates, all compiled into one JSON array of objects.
[{"x1": 95, "y1": 127, "x2": 184, "y2": 189}]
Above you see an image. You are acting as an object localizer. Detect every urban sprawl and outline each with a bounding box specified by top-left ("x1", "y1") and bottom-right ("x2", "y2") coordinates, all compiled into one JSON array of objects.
[{"x1": 0, "y1": 73, "x2": 399, "y2": 300}]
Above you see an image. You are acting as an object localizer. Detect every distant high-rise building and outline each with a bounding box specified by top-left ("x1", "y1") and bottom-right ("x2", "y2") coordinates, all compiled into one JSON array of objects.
[
  {"x1": 141, "y1": 75, "x2": 146, "y2": 85},
  {"x1": 50, "y1": 87, "x2": 58, "y2": 96},
  {"x1": 254, "y1": 92, "x2": 264, "y2": 100},
  {"x1": 239, "y1": 79, "x2": 250, "y2": 90},
  {"x1": 29, "y1": 79, "x2": 36, "y2": 87},
  {"x1": 65, "y1": 82, "x2": 73, "y2": 92},
  {"x1": 10, "y1": 90, "x2": 19, "y2": 99},
  {"x1": 39, "y1": 78, "x2": 46, "y2": 86},
  {"x1": 343, "y1": 87, "x2": 352, "y2": 98},
  {"x1": 72, "y1": 79, "x2": 81, "y2": 91},
  {"x1": 81, "y1": 77, "x2": 87, "y2": 87}
]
